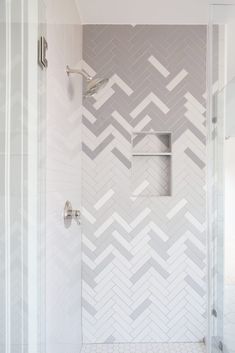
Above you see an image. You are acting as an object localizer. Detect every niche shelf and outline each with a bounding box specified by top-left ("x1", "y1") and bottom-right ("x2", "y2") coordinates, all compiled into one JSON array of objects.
[{"x1": 131, "y1": 131, "x2": 172, "y2": 197}]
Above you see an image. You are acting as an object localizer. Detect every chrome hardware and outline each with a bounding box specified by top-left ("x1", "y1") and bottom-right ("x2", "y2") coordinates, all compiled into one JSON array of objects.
[
  {"x1": 63, "y1": 201, "x2": 81, "y2": 227},
  {"x1": 212, "y1": 116, "x2": 217, "y2": 124},
  {"x1": 66, "y1": 65, "x2": 109, "y2": 98},
  {"x1": 212, "y1": 308, "x2": 217, "y2": 318},
  {"x1": 38, "y1": 36, "x2": 48, "y2": 69},
  {"x1": 66, "y1": 65, "x2": 92, "y2": 80},
  {"x1": 218, "y1": 341, "x2": 223, "y2": 352}
]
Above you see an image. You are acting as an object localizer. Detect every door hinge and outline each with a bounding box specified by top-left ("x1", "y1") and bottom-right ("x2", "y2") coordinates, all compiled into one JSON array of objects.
[
  {"x1": 212, "y1": 116, "x2": 217, "y2": 124},
  {"x1": 212, "y1": 308, "x2": 217, "y2": 318},
  {"x1": 218, "y1": 341, "x2": 223, "y2": 351}
]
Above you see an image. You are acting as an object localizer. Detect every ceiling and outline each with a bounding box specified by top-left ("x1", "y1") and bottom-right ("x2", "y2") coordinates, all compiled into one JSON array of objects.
[{"x1": 76, "y1": 0, "x2": 234, "y2": 24}]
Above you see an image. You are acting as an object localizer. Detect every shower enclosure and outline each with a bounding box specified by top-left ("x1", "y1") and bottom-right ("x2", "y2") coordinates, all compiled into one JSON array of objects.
[{"x1": 0, "y1": 1, "x2": 235, "y2": 353}]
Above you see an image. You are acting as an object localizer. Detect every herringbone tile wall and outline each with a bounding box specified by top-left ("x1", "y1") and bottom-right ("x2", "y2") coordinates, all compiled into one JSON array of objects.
[{"x1": 82, "y1": 25, "x2": 207, "y2": 343}]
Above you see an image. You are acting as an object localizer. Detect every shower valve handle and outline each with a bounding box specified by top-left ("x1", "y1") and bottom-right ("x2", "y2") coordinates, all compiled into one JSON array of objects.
[{"x1": 63, "y1": 201, "x2": 81, "y2": 224}]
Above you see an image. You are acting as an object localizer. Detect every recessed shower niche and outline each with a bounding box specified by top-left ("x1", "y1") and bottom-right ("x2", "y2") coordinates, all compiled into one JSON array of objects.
[{"x1": 132, "y1": 131, "x2": 172, "y2": 197}]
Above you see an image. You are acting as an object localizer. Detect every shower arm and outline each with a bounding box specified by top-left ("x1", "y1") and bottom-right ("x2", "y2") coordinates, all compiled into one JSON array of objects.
[{"x1": 66, "y1": 65, "x2": 92, "y2": 81}]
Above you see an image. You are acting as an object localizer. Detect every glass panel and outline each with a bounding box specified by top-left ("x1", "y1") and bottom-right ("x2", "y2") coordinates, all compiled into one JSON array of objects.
[
  {"x1": 1, "y1": 0, "x2": 84, "y2": 351},
  {"x1": 0, "y1": 1, "x2": 46, "y2": 352},
  {"x1": 223, "y1": 80, "x2": 235, "y2": 353},
  {"x1": 209, "y1": 5, "x2": 235, "y2": 353}
]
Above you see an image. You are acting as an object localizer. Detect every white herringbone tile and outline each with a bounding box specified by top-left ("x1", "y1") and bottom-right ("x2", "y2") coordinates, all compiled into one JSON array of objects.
[{"x1": 82, "y1": 25, "x2": 207, "y2": 343}]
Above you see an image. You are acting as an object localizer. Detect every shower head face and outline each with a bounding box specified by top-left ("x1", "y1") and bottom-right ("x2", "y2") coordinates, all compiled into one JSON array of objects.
[{"x1": 84, "y1": 77, "x2": 109, "y2": 98}]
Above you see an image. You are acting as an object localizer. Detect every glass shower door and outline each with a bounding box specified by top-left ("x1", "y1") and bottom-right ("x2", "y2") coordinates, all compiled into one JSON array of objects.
[
  {"x1": 224, "y1": 79, "x2": 235, "y2": 353},
  {"x1": 209, "y1": 5, "x2": 235, "y2": 353},
  {"x1": 0, "y1": 1, "x2": 46, "y2": 352}
]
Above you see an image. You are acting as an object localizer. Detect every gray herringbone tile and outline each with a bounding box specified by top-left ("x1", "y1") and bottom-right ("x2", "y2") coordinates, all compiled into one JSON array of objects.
[{"x1": 82, "y1": 25, "x2": 207, "y2": 343}]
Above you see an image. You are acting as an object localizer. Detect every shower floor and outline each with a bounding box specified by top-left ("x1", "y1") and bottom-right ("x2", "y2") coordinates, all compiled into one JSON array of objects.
[{"x1": 81, "y1": 342, "x2": 206, "y2": 353}]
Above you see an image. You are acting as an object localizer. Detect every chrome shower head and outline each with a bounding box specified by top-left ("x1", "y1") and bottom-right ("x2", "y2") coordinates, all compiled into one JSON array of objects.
[
  {"x1": 84, "y1": 77, "x2": 109, "y2": 98},
  {"x1": 66, "y1": 65, "x2": 109, "y2": 98}
]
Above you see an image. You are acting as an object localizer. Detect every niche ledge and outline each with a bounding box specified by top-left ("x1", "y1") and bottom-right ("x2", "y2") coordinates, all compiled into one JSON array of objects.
[{"x1": 131, "y1": 131, "x2": 172, "y2": 197}]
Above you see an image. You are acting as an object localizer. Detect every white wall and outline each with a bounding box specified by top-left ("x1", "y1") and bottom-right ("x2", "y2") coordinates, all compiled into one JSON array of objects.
[
  {"x1": 45, "y1": 1, "x2": 83, "y2": 352},
  {"x1": 77, "y1": 0, "x2": 235, "y2": 24},
  {"x1": 46, "y1": 0, "x2": 82, "y2": 24}
]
